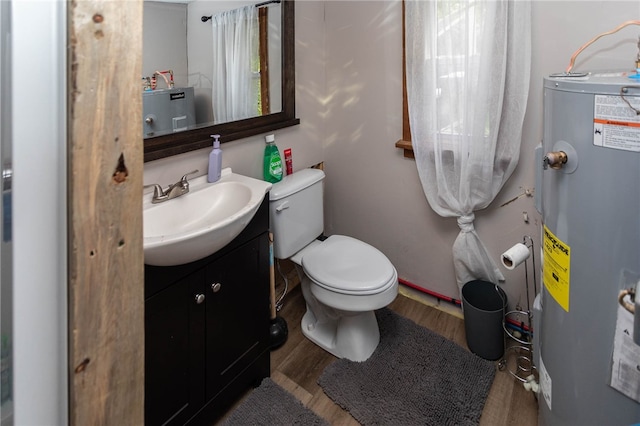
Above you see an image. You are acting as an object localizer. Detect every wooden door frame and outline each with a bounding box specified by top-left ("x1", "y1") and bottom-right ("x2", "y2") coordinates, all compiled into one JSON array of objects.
[{"x1": 67, "y1": 0, "x2": 144, "y2": 423}]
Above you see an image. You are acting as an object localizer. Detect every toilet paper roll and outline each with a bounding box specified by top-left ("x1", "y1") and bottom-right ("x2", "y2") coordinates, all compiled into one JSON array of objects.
[{"x1": 501, "y1": 243, "x2": 530, "y2": 270}]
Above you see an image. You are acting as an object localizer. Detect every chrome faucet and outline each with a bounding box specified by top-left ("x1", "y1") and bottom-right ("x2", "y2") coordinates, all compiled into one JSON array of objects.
[{"x1": 144, "y1": 170, "x2": 199, "y2": 204}]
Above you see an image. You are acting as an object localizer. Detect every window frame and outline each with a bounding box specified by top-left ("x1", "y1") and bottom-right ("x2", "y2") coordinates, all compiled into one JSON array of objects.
[{"x1": 395, "y1": 0, "x2": 414, "y2": 158}]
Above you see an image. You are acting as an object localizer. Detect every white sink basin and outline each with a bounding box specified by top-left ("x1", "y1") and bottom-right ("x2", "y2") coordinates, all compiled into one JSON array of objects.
[{"x1": 143, "y1": 168, "x2": 272, "y2": 266}]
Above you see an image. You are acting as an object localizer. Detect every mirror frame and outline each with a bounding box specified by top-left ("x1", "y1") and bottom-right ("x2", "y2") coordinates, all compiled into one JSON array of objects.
[{"x1": 143, "y1": 0, "x2": 298, "y2": 162}]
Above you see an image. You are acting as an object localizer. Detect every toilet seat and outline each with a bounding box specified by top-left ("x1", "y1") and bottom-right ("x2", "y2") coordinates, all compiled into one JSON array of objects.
[{"x1": 302, "y1": 235, "x2": 397, "y2": 295}]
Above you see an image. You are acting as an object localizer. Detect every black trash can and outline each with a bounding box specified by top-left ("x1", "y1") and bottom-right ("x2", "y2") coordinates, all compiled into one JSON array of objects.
[{"x1": 462, "y1": 280, "x2": 507, "y2": 361}]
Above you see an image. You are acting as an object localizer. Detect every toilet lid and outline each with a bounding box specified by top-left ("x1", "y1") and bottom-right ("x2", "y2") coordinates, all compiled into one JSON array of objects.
[{"x1": 302, "y1": 235, "x2": 397, "y2": 295}]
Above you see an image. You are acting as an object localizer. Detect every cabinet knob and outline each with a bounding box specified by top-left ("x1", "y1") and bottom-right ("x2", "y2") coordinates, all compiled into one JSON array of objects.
[
  {"x1": 195, "y1": 294, "x2": 205, "y2": 304},
  {"x1": 211, "y1": 283, "x2": 222, "y2": 293}
]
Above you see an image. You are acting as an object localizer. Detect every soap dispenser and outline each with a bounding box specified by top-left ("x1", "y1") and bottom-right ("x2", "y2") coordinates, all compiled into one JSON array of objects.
[{"x1": 208, "y1": 134, "x2": 222, "y2": 183}]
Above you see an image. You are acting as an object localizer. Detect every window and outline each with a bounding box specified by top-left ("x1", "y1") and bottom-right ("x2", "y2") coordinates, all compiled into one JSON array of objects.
[{"x1": 395, "y1": 0, "x2": 489, "y2": 158}]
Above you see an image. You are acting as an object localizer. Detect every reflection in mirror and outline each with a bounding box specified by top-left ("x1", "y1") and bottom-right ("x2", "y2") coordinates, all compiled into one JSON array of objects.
[
  {"x1": 143, "y1": 0, "x2": 298, "y2": 163},
  {"x1": 202, "y1": 1, "x2": 282, "y2": 125},
  {"x1": 143, "y1": 0, "x2": 281, "y2": 137}
]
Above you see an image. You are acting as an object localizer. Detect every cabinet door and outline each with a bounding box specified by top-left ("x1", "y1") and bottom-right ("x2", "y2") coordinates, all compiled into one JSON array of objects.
[
  {"x1": 145, "y1": 269, "x2": 206, "y2": 426},
  {"x1": 205, "y1": 234, "x2": 270, "y2": 400}
]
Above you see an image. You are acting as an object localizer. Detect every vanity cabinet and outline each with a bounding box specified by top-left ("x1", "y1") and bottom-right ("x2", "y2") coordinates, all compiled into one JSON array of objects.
[{"x1": 144, "y1": 196, "x2": 270, "y2": 426}]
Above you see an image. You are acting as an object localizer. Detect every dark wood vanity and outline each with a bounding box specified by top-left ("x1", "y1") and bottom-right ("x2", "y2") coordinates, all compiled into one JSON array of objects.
[
  {"x1": 141, "y1": 0, "x2": 297, "y2": 422},
  {"x1": 144, "y1": 196, "x2": 271, "y2": 425}
]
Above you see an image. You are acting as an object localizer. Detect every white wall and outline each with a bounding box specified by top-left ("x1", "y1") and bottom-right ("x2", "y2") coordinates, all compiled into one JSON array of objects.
[
  {"x1": 143, "y1": 2, "x2": 189, "y2": 87},
  {"x1": 322, "y1": 0, "x2": 540, "y2": 304},
  {"x1": 12, "y1": 0, "x2": 68, "y2": 424},
  {"x1": 322, "y1": 0, "x2": 640, "y2": 305},
  {"x1": 145, "y1": 0, "x2": 640, "y2": 308}
]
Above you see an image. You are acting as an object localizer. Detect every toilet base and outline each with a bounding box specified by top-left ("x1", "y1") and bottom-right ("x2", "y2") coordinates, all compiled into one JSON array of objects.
[{"x1": 301, "y1": 308, "x2": 380, "y2": 362}]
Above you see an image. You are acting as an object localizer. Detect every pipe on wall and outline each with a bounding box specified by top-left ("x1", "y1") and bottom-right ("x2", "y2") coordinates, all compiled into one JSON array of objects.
[{"x1": 398, "y1": 277, "x2": 531, "y2": 332}]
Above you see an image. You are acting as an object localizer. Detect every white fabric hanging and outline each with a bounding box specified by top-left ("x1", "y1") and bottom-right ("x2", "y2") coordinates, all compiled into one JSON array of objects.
[
  {"x1": 405, "y1": 0, "x2": 531, "y2": 292},
  {"x1": 211, "y1": 5, "x2": 258, "y2": 124}
]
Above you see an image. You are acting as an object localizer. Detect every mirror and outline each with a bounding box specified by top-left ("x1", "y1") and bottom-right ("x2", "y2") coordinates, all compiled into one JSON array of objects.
[
  {"x1": 143, "y1": 0, "x2": 282, "y2": 132},
  {"x1": 143, "y1": 0, "x2": 298, "y2": 162}
]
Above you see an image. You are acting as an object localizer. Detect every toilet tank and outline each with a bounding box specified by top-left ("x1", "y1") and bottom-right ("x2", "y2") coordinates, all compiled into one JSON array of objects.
[{"x1": 269, "y1": 168, "x2": 325, "y2": 259}]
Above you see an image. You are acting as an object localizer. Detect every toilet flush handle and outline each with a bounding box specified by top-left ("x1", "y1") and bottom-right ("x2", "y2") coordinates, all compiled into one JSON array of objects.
[{"x1": 275, "y1": 201, "x2": 289, "y2": 213}]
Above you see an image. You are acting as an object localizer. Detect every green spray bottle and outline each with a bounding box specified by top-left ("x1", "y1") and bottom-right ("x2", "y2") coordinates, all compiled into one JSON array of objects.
[{"x1": 263, "y1": 134, "x2": 283, "y2": 183}]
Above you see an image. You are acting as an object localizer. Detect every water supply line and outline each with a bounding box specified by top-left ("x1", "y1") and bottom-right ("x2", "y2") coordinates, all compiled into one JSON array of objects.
[
  {"x1": 153, "y1": 70, "x2": 174, "y2": 89},
  {"x1": 398, "y1": 277, "x2": 532, "y2": 334},
  {"x1": 564, "y1": 20, "x2": 640, "y2": 75},
  {"x1": 398, "y1": 277, "x2": 461, "y2": 306},
  {"x1": 275, "y1": 259, "x2": 289, "y2": 312}
]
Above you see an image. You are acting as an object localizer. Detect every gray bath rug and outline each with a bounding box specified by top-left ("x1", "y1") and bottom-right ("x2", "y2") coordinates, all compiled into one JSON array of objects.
[
  {"x1": 318, "y1": 308, "x2": 496, "y2": 425},
  {"x1": 221, "y1": 378, "x2": 329, "y2": 426}
]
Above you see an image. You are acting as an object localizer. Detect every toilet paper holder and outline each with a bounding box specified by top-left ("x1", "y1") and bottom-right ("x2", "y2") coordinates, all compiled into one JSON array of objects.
[
  {"x1": 500, "y1": 235, "x2": 537, "y2": 330},
  {"x1": 498, "y1": 236, "x2": 539, "y2": 385}
]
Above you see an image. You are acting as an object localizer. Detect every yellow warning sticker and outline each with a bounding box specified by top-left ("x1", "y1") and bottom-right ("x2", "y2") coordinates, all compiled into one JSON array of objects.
[{"x1": 543, "y1": 225, "x2": 571, "y2": 312}]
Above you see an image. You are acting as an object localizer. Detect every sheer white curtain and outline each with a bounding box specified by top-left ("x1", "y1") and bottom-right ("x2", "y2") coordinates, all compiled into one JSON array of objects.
[
  {"x1": 405, "y1": 0, "x2": 531, "y2": 292},
  {"x1": 211, "y1": 5, "x2": 258, "y2": 124}
]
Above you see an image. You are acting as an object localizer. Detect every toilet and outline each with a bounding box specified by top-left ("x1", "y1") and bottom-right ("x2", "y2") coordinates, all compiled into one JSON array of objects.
[{"x1": 269, "y1": 168, "x2": 398, "y2": 361}]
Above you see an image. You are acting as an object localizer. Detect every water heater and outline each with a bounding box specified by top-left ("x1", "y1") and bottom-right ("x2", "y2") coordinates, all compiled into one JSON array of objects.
[
  {"x1": 538, "y1": 74, "x2": 640, "y2": 425},
  {"x1": 142, "y1": 87, "x2": 195, "y2": 138}
]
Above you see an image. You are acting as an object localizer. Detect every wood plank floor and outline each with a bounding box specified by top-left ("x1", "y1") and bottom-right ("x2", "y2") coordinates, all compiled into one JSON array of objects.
[{"x1": 218, "y1": 268, "x2": 539, "y2": 425}]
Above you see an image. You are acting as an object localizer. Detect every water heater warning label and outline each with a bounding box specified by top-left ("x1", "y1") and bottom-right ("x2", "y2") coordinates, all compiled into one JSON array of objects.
[
  {"x1": 593, "y1": 95, "x2": 640, "y2": 152},
  {"x1": 543, "y1": 225, "x2": 571, "y2": 312}
]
